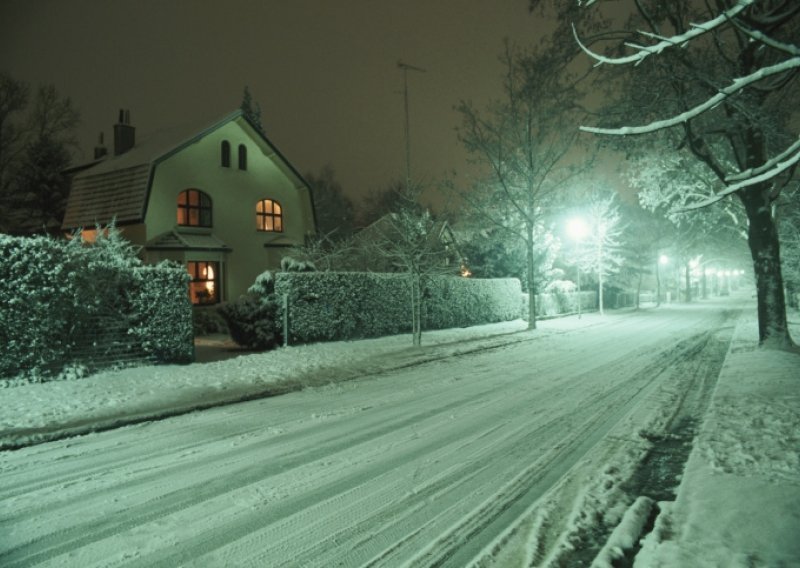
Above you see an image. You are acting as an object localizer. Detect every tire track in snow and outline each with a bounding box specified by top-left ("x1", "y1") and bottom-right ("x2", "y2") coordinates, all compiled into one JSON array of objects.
[{"x1": 0, "y1": 305, "x2": 733, "y2": 567}]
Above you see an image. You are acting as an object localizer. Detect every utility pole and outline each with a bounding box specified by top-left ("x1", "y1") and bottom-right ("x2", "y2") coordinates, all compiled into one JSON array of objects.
[{"x1": 397, "y1": 61, "x2": 425, "y2": 192}]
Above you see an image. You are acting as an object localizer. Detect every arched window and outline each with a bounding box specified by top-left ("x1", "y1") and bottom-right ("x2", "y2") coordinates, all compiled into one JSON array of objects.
[
  {"x1": 221, "y1": 140, "x2": 231, "y2": 167},
  {"x1": 238, "y1": 144, "x2": 247, "y2": 170},
  {"x1": 256, "y1": 199, "x2": 283, "y2": 232},
  {"x1": 177, "y1": 189, "x2": 212, "y2": 227}
]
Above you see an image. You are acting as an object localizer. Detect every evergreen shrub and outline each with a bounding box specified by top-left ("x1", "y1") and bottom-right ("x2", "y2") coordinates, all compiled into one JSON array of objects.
[
  {"x1": 218, "y1": 295, "x2": 282, "y2": 350},
  {"x1": 0, "y1": 232, "x2": 193, "y2": 381},
  {"x1": 129, "y1": 264, "x2": 193, "y2": 363}
]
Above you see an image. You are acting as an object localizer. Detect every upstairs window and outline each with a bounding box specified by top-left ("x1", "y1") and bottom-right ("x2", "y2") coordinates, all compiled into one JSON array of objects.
[
  {"x1": 221, "y1": 140, "x2": 231, "y2": 167},
  {"x1": 177, "y1": 189, "x2": 212, "y2": 227},
  {"x1": 187, "y1": 261, "x2": 219, "y2": 305},
  {"x1": 256, "y1": 199, "x2": 283, "y2": 232},
  {"x1": 238, "y1": 144, "x2": 247, "y2": 170}
]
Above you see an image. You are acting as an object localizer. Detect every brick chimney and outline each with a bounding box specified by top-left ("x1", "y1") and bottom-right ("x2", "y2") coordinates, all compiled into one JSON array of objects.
[
  {"x1": 93, "y1": 132, "x2": 108, "y2": 160},
  {"x1": 113, "y1": 109, "x2": 135, "y2": 156}
]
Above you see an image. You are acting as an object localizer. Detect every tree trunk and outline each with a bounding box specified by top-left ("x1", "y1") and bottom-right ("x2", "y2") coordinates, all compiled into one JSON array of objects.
[
  {"x1": 738, "y1": 188, "x2": 795, "y2": 349},
  {"x1": 685, "y1": 263, "x2": 692, "y2": 303},
  {"x1": 701, "y1": 268, "x2": 707, "y2": 299},
  {"x1": 598, "y1": 240, "x2": 604, "y2": 315},
  {"x1": 409, "y1": 272, "x2": 422, "y2": 346},
  {"x1": 635, "y1": 272, "x2": 642, "y2": 310},
  {"x1": 655, "y1": 261, "x2": 661, "y2": 307},
  {"x1": 526, "y1": 228, "x2": 536, "y2": 330}
]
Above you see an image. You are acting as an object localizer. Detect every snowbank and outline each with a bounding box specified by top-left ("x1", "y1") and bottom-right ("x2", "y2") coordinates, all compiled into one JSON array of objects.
[
  {"x1": 635, "y1": 312, "x2": 800, "y2": 567},
  {"x1": 0, "y1": 319, "x2": 537, "y2": 449}
]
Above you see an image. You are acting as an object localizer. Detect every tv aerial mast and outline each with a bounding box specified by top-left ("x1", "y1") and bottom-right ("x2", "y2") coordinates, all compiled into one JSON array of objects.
[{"x1": 397, "y1": 61, "x2": 426, "y2": 191}]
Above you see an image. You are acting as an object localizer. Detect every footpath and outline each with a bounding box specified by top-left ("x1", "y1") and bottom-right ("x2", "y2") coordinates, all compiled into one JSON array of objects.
[{"x1": 631, "y1": 308, "x2": 800, "y2": 567}]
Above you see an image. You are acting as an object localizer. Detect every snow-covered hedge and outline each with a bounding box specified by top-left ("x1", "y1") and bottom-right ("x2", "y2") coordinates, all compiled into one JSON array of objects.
[
  {"x1": 521, "y1": 290, "x2": 598, "y2": 319},
  {"x1": 272, "y1": 272, "x2": 522, "y2": 344},
  {"x1": 128, "y1": 264, "x2": 193, "y2": 364},
  {"x1": 0, "y1": 233, "x2": 192, "y2": 381}
]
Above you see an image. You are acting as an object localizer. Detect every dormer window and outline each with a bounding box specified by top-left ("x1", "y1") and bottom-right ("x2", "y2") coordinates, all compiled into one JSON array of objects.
[
  {"x1": 221, "y1": 140, "x2": 231, "y2": 167},
  {"x1": 177, "y1": 189, "x2": 212, "y2": 227},
  {"x1": 256, "y1": 199, "x2": 283, "y2": 232},
  {"x1": 238, "y1": 144, "x2": 247, "y2": 170}
]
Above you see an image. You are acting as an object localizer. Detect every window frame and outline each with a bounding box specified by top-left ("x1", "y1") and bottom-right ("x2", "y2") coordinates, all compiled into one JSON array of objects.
[
  {"x1": 256, "y1": 198, "x2": 284, "y2": 233},
  {"x1": 238, "y1": 144, "x2": 247, "y2": 170},
  {"x1": 221, "y1": 140, "x2": 231, "y2": 168},
  {"x1": 187, "y1": 261, "x2": 220, "y2": 305},
  {"x1": 177, "y1": 189, "x2": 213, "y2": 228}
]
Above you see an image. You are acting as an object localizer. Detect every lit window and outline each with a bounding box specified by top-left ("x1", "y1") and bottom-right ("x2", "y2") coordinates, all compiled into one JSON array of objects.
[
  {"x1": 256, "y1": 199, "x2": 283, "y2": 232},
  {"x1": 221, "y1": 140, "x2": 231, "y2": 167},
  {"x1": 187, "y1": 261, "x2": 220, "y2": 305},
  {"x1": 177, "y1": 189, "x2": 212, "y2": 227},
  {"x1": 238, "y1": 144, "x2": 247, "y2": 170}
]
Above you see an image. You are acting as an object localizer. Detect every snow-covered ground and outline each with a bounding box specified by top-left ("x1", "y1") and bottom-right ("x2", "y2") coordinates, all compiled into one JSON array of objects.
[
  {"x1": 0, "y1": 297, "x2": 798, "y2": 566},
  {"x1": 633, "y1": 308, "x2": 800, "y2": 567}
]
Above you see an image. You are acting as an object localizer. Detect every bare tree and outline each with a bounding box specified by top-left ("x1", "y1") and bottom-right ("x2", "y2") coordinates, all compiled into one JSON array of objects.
[
  {"x1": 0, "y1": 77, "x2": 79, "y2": 232},
  {"x1": 575, "y1": 0, "x2": 799, "y2": 349},
  {"x1": 368, "y1": 186, "x2": 453, "y2": 346},
  {"x1": 455, "y1": 41, "x2": 591, "y2": 329},
  {"x1": 573, "y1": 194, "x2": 625, "y2": 314},
  {"x1": 0, "y1": 72, "x2": 29, "y2": 211},
  {"x1": 305, "y1": 165, "x2": 357, "y2": 240}
]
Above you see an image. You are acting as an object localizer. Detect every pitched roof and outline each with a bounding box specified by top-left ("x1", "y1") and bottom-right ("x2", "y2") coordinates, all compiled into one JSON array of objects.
[
  {"x1": 62, "y1": 110, "x2": 310, "y2": 230},
  {"x1": 62, "y1": 164, "x2": 151, "y2": 228}
]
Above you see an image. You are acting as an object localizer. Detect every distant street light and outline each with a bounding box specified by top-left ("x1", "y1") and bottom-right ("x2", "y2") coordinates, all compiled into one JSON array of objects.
[
  {"x1": 659, "y1": 254, "x2": 669, "y2": 265},
  {"x1": 567, "y1": 217, "x2": 589, "y2": 318}
]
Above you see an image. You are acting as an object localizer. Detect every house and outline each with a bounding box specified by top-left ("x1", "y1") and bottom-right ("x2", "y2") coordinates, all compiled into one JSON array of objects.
[{"x1": 62, "y1": 109, "x2": 317, "y2": 305}]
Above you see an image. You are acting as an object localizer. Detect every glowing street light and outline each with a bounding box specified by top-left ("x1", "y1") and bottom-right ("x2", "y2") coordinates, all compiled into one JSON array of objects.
[
  {"x1": 659, "y1": 254, "x2": 669, "y2": 265},
  {"x1": 567, "y1": 217, "x2": 589, "y2": 318}
]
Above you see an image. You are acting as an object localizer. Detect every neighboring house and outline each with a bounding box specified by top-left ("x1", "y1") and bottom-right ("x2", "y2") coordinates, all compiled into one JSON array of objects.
[{"x1": 62, "y1": 109, "x2": 317, "y2": 305}]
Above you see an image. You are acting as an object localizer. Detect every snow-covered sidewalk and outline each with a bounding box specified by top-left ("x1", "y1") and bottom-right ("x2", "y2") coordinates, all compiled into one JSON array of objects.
[
  {"x1": 634, "y1": 309, "x2": 800, "y2": 567},
  {"x1": 2, "y1": 317, "x2": 571, "y2": 449}
]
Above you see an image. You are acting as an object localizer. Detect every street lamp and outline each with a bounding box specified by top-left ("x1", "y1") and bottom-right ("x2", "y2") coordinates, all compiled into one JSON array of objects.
[{"x1": 567, "y1": 217, "x2": 589, "y2": 318}]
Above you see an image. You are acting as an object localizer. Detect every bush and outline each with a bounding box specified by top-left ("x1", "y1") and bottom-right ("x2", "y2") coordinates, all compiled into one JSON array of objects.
[
  {"x1": 192, "y1": 306, "x2": 229, "y2": 336},
  {"x1": 0, "y1": 231, "x2": 193, "y2": 380},
  {"x1": 218, "y1": 295, "x2": 282, "y2": 350}
]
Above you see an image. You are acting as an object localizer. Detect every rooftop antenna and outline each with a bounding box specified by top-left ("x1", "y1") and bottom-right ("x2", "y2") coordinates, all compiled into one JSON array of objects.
[{"x1": 397, "y1": 60, "x2": 425, "y2": 192}]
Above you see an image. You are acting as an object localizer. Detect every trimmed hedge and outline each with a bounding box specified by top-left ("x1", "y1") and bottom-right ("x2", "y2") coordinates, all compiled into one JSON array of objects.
[
  {"x1": 0, "y1": 233, "x2": 192, "y2": 381},
  {"x1": 271, "y1": 272, "x2": 522, "y2": 344},
  {"x1": 521, "y1": 290, "x2": 598, "y2": 320},
  {"x1": 129, "y1": 265, "x2": 193, "y2": 364}
]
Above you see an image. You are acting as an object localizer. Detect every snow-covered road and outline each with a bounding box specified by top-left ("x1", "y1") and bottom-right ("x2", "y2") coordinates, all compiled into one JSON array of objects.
[{"x1": 0, "y1": 303, "x2": 741, "y2": 567}]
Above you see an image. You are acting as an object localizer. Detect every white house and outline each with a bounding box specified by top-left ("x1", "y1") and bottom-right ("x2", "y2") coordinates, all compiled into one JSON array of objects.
[{"x1": 62, "y1": 109, "x2": 317, "y2": 304}]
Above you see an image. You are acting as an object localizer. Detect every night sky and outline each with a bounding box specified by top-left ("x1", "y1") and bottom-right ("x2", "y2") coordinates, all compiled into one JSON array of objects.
[{"x1": 0, "y1": 0, "x2": 558, "y2": 208}]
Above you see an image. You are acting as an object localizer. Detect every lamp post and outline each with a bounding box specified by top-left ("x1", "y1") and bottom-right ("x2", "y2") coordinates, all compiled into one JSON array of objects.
[{"x1": 567, "y1": 217, "x2": 589, "y2": 318}]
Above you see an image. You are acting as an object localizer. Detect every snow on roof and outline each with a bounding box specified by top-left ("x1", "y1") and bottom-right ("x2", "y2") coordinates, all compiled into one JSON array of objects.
[{"x1": 61, "y1": 110, "x2": 245, "y2": 230}]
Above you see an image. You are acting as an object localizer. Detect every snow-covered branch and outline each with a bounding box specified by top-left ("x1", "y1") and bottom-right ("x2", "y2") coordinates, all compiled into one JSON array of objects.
[
  {"x1": 728, "y1": 19, "x2": 800, "y2": 56},
  {"x1": 580, "y1": 57, "x2": 800, "y2": 136},
  {"x1": 727, "y1": 137, "x2": 800, "y2": 182},
  {"x1": 573, "y1": 0, "x2": 754, "y2": 67}
]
